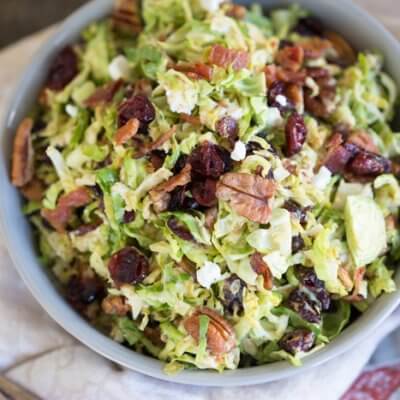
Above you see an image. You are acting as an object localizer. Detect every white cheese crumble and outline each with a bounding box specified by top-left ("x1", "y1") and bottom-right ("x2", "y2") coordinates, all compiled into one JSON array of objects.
[
  {"x1": 273, "y1": 165, "x2": 291, "y2": 182},
  {"x1": 265, "y1": 107, "x2": 284, "y2": 127},
  {"x1": 108, "y1": 55, "x2": 131, "y2": 81},
  {"x1": 231, "y1": 141, "x2": 247, "y2": 162},
  {"x1": 199, "y1": 0, "x2": 223, "y2": 13},
  {"x1": 275, "y1": 95, "x2": 288, "y2": 107},
  {"x1": 312, "y1": 166, "x2": 332, "y2": 191},
  {"x1": 196, "y1": 261, "x2": 222, "y2": 289},
  {"x1": 263, "y1": 251, "x2": 288, "y2": 279},
  {"x1": 65, "y1": 104, "x2": 78, "y2": 118}
]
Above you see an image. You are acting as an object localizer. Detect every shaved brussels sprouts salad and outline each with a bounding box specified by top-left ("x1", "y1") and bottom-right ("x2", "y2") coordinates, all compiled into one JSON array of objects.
[{"x1": 11, "y1": 0, "x2": 400, "y2": 373}]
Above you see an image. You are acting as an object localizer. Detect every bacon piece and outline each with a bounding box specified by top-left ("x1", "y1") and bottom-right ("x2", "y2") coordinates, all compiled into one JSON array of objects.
[
  {"x1": 149, "y1": 164, "x2": 192, "y2": 212},
  {"x1": 41, "y1": 187, "x2": 92, "y2": 232},
  {"x1": 115, "y1": 118, "x2": 140, "y2": 145},
  {"x1": 276, "y1": 46, "x2": 304, "y2": 72},
  {"x1": 209, "y1": 44, "x2": 249, "y2": 71},
  {"x1": 250, "y1": 253, "x2": 273, "y2": 290},
  {"x1": 11, "y1": 118, "x2": 34, "y2": 187},
  {"x1": 85, "y1": 79, "x2": 124, "y2": 109},
  {"x1": 172, "y1": 63, "x2": 213, "y2": 81}
]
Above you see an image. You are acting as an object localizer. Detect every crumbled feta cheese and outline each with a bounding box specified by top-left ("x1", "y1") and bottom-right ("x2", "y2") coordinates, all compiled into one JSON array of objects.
[
  {"x1": 273, "y1": 165, "x2": 291, "y2": 182},
  {"x1": 231, "y1": 141, "x2": 247, "y2": 161},
  {"x1": 200, "y1": 0, "x2": 223, "y2": 13},
  {"x1": 313, "y1": 166, "x2": 332, "y2": 191},
  {"x1": 108, "y1": 55, "x2": 131, "y2": 81},
  {"x1": 265, "y1": 107, "x2": 284, "y2": 127},
  {"x1": 275, "y1": 95, "x2": 288, "y2": 107},
  {"x1": 263, "y1": 251, "x2": 288, "y2": 279},
  {"x1": 226, "y1": 102, "x2": 244, "y2": 120},
  {"x1": 197, "y1": 261, "x2": 222, "y2": 289},
  {"x1": 65, "y1": 104, "x2": 78, "y2": 118}
]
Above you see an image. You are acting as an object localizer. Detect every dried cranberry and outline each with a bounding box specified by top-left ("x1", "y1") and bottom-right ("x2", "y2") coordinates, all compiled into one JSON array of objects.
[
  {"x1": 279, "y1": 329, "x2": 315, "y2": 355},
  {"x1": 216, "y1": 116, "x2": 239, "y2": 143},
  {"x1": 324, "y1": 143, "x2": 357, "y2": 174},
  {"x1": 46, "y1": 46, "x2": 78, "y2": 91},
  {"x1": 172, "y1": 154, "x2": 189, "y2": 174},
  {"x1": 283, "y1": 200, "x2": 308, "y2": 225},
  {"x1": 167, "y1": 217, "x2": 194, "y2": 241},
  {"x1": 108, "y1": 247, "x2": 149, "y2": 287},
  {"x1": 347, "y1": 151, "x2": 391, "y2": 178},
  {"x1": 123, "y1": 210, "x2": 136, "y2": 224},
  {"x1": 222, "y1": 275, "x2": 246, "y2": 315},
  {"x1": 72, "y1": 221, "x2": 102, "y2": 236},
  {"x1": 296, "y1": 266, "x2": 331, "y2": 311},
  {"x1": 191, "y1": 179, "x2": 218, "y2": 208},
  {"x1": 189, "y1": 142, "x2": 230, "y2": 179},
  {"x1": 66, "y1": 276, "x2": 104, "y2": 309},
  {"x1": 292, "y1": 235, "x2": 305, "y2": 254},
  {"x1": 268, "y1": 81, "x2": 293, "y2": 113},
  {"x1": 294, "y1": 17, "x2": 324, "y2": 37},
  {"x1": 167, "y1": 187, "x2": 201, "y2": 211},
  {"x1": 287, "y1": 288, "x2": 321, "y2": 323},
  {"x1": 118, "y1": 94, "x2": 156, "y2": 129},
  {"x1": 285, "y1": 112, "x2": 307, "y2": 157}
]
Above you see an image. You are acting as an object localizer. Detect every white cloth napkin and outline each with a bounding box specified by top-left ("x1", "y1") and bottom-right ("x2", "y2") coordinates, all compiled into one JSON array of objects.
[{"x1": 1, "y1": 3, "x2": 400, "y2": 399}]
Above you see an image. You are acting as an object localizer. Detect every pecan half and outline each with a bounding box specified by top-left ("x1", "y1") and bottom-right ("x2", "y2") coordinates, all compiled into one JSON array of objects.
[
  {"x1": 11, "y1": 118, "x2": 34, "y2": 187},
  {"x1": 149, "y1": 164, "x2": 192, "y2": 212},
  {"x1": 347, "y1": 131, "x2": 379, "y2": 154},
  {"x1": 136, "y1": 126, "x2": 176, "y2": 157},
  {"x1": 275, "y1": 45, "x2": 304, "y2": 72},
  {"x1": 115, "y1": 118, "x2": 140, "y2": 145},
  {"x1": 112, "y1": 0, "x2": 142, "y2": 34},
  {"x1": 299, "y1": 37, "x2": 333, "y2": 59},
  {"x1": 85, "y1": 79, "x2": 124, "y2": 109},
  {"x1": 250, "y1": 253, "x2": 273, "y2": 290},
  {"x1": 216, "y1": 173, "x2": 276, "y2": 224},
  {"x1": 20, "y1": 178, "x2": 45, "y2": 201},
  {"x1": 324, "y1": 31, "x2": 356, "y2": 67},
  {"x1": 183, "y1": 307, "x2": 236, "y2": 355},
  {"x1": 101, "y1": 295, "x2": 131, "y2": 316},
  {"x1": 41, "y1": 187, "x2": 92, "y2": 232}
]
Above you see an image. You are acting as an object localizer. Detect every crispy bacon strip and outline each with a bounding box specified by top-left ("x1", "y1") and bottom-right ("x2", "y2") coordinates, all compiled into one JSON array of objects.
[
  {"x1": 41, "y1": 187, "x2": 92, "y2": 233},
  {"x1": 11, "y1": 118, "x2": 34, "y2": 187},
  {"x1": 115, "y1": 118, "x2": 140, "y2": 145},
  {"x1": 173, "y1": 63, "x2": 213, "y2": 81},
  {"x1": 276, "y1": 46, "x2": 304, "y2": 72},
  {"x1": 209, "y1": 44, "x2": 249, "y2": 71}
]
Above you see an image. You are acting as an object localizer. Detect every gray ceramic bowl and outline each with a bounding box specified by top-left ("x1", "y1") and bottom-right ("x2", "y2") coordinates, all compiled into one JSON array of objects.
[{"x1": 1, "y1": 0, "x2": 400, "y2": 387}]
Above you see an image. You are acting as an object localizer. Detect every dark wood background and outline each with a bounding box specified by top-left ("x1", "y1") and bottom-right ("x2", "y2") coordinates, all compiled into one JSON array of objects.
[{"x1": 0, "y1": 0, "x2": 86, "y2": 48}]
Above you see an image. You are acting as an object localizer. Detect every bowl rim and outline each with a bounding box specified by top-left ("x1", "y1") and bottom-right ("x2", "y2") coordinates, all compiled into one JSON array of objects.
[{"x1": 1, "y1": 0, "x2": 400, "y2": 387}]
